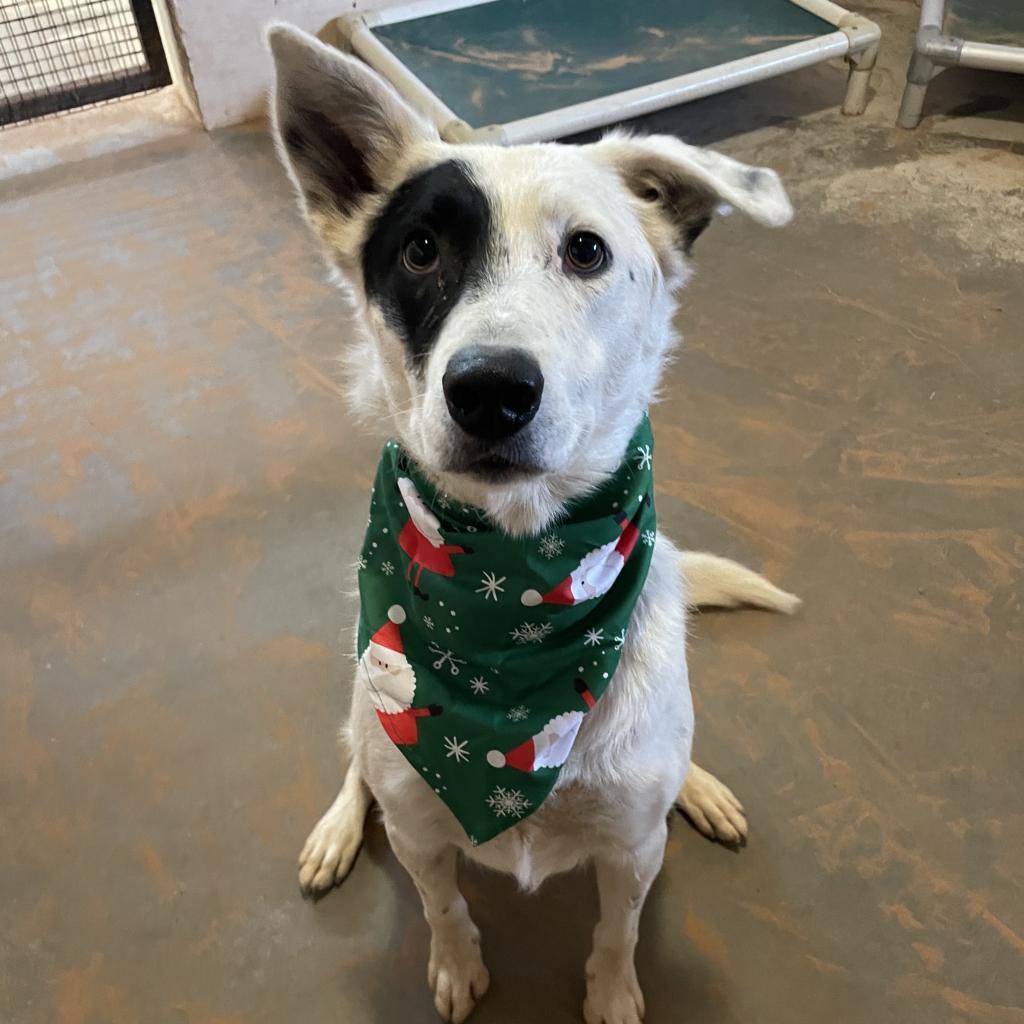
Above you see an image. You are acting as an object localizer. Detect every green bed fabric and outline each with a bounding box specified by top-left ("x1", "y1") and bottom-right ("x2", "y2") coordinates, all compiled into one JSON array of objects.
[
  {"x1": 372, "y1": 0, "x2": 835, "y2": 125},
  {"x1": 948, "y1": 0, "x2": 1024, "y2": 48}
]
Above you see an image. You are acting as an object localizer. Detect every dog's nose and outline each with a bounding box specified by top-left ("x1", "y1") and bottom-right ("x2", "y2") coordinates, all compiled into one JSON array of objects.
[{"x1": 443, "y1": 347, "x2": 543, "y2": 441}]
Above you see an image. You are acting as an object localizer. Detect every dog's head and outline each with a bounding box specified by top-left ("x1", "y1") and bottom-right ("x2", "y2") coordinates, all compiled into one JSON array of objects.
[{"x1": 268, "y1": 26, "x2": 791, "y2": 533}]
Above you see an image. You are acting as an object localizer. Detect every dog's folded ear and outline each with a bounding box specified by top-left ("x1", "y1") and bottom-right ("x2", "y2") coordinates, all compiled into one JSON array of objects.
[
  {"x1": 592, "y1": 132, "x2": 792, "y2": 269},
  {"x1": 266, "y1": 24, "x2": 437, "y2": 246}
]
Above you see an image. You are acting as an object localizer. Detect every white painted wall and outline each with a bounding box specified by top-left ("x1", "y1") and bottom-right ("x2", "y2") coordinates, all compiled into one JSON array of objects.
[{"x1": 167, "y1": 0, "x2": 405, "y2": 129}]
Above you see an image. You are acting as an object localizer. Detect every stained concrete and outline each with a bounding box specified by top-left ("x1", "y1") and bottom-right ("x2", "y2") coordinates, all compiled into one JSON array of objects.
[{"x1": 1, "y1": 3, "x2": 1022, "y2": 1022}]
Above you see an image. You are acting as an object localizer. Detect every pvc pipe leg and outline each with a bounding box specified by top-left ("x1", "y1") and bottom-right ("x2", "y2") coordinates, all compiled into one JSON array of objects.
[
  {"x1": 897, "y1": 79, "x2": 930, "y2": 129},
  {"x1": 842, "y1": 41, "x2": 879, "y2": 116},
  {"x1": 896, "y1": 49, "x2": 936, "y2": 129},
  {"x1": 843, "y1": 65, "x2": 871, "y2": 115}
]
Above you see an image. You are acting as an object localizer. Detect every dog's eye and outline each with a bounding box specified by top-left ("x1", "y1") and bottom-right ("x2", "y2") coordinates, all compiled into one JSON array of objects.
[
  {"x1": 564, "y1": 231, "x2": 608, "y2": 275},
  {"x1": 402, "y1": 232, "x2": 439, "y2": 274}
]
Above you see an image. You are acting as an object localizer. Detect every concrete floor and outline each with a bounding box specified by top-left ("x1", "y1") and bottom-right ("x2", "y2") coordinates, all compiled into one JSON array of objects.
[{"x1": 2, "y1": 3, "x2": 1022, "y2": 1021}]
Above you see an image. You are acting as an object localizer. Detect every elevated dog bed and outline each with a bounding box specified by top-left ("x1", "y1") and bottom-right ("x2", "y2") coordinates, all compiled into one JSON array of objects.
[
  {"x1": 325, "y1": 0, "x2": 881, "y2": 143},
  {"x1": 898, "y1": 0, "x2": 1024, "y2": 128}
]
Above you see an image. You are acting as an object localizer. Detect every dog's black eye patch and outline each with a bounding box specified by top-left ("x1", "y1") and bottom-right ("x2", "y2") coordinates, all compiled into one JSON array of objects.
[{"x1": 362, "y1": 160, "x2": 491, "y2": 367}]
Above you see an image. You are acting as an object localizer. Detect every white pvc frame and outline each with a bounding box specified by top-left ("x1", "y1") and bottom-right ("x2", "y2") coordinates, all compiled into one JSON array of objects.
[
  {"x1": 326, "y1": 0, "x2": 881, "y2": 143},
  {"x1": 897, "y1": 0, "x2": 1024, "y2": 129}
]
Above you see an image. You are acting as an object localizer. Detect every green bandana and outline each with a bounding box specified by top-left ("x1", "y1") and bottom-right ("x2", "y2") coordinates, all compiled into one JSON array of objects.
[{"x1": 356, "y1": 417, "x2": 656, "y2": 845}]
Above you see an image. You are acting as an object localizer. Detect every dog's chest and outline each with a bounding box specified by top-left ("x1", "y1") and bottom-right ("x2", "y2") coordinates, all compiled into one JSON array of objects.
[
  {"x1": 463, "y1": 788, "x2": 604, "y2": 889},
  {"x1": 460, "y1": 774, "x2": 662, "y2": 889}
]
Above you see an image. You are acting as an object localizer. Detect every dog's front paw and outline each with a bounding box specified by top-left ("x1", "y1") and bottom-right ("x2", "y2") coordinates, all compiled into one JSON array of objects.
[
  {"x1": 297, "y1": 802, "x2": 364, "y2": 896},
  {"x1": 675, "y1": 762, "x2": 748, "y2": 846},
  {"x1": 583, "y1": 960, "x2": 644, "y2": 1024},
  {"x1": 428, "y1": 934, "x2": 490, "y2": 1023}
]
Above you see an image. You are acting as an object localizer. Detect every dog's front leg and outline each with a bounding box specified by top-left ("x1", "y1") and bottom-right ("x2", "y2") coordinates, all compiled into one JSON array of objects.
[
  {"x1": 388, "y1": 831, "x2": 490, "y2": 1023},
  {"x1": 298, "y1": 762, "x2": 372, "y2": 895},
  {"x1": 584, "y1": 822, "x2": 667, "y2": 1024}
]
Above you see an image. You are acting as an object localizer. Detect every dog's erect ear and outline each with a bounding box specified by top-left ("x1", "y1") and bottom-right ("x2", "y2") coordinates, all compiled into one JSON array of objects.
[
  {"x1": 267, "y1": 24, "x2": 437, "y2": 236},
  {"x1": 593, "y1": 133, "x2": 792, "y2": 258}
]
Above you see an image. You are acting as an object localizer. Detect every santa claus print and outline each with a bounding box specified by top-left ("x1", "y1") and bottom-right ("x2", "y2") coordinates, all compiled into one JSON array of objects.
[
  {"x1": 486, "y1": 679, "x2": 596, "y2": 772},
  {"x1": 360, "y1": 605, "x2": 442, "y2": 746},
  {"x1": 521, "y1": 496, "x2": 648, "y2": 608},
  {"x1": 397, "y1": 477, "x2": 471, "y2": 600}
]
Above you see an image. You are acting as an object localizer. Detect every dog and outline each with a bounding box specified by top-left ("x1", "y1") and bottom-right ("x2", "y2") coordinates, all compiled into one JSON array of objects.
[{"x1": 267, "y1": 25, "x2": 799, "y2": 1024}]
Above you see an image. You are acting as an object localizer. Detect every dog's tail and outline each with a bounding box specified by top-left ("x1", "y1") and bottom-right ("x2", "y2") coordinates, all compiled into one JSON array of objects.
[{"x1": 680, "y1": 551, "x2": 800, "y2": 614}]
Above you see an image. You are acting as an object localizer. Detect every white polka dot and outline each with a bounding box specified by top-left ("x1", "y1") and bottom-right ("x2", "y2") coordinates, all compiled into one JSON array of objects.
[
  {"x1": 450, "y1": 610, "x2": 456, "y2": 617},
  {"x1": 578, "y1": 666, "x2": 584, "y2": 672},
  {"x1": 439, "y1": 600, "x2": 445, "y2": 607},
  {"x1": 382, "y1": 527, "x2": 389, "y2": 534},
  {"x1": 592, "y1": 660, "x2": 598, "y2": 666},
  {"x1": 612, "y1": 502, "x2": 619, "y2": 509},
  {"x1": 603, "y1": 672, "x2": 609, "y2": 679},
  {"x1": 371, "y1": 542, "x2": 378, "y2": 548},
  {"x1": 446, "y1": 628, "x2": 452, "y2": 634},
  {"x1": 435, "y1": 772, "x2": 441, "y2": 778}
]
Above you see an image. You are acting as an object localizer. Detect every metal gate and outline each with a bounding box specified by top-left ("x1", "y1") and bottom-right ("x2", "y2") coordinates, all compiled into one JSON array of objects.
[{"x1": 1, "y1": 0, "x2": 171, "y2": 127}]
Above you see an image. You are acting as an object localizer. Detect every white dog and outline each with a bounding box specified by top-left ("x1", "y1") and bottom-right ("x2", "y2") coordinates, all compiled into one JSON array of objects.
[{"x1": 268, "y1": 26, "x2": 799, "y2": 1024}]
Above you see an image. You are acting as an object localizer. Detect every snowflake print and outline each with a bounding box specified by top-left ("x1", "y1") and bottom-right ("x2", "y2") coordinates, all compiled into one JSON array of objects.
[
  {"x1": 538, "y1": 533, "x2": 565, "y2": 559},
  {"x1": 635, "y1": 444, "x2": 653, "y2": 471},
  {"x1": 584, "y1": 627, "x2": 605, "y2": 647},
  {"x1": 641, "y1": 529, "x2": 656, "y2": 547},
  {"x1": 443, "y1": 736, "x2": 470, "y2": 763},
  {"x1": 381, "y1": 560, "x2": 395, "y2": 576},
  {"x1": 486, "y1": 785, "x2": 531, "y2": 819},
  {"x1": 428, "y1": 641, "x2": 467, "y2": 675},
  {"x1": 437, "y1": 493, "x2": 452, "y2": 511},
  {"x1": 423, "y1": 616, "x2": 435, "y2": 631},
  {"x1": 356, "y1": 555, "x2": 367, "y2": 571},
  {"x1": 475, "y1": 571, "x2": 507, "y2": 601},
  {"x1": 506, "y1": 705, "x2": 530, "y2": 722},
  {"x1": 613, "y1": 627, "x2": 627, "y2": 651},
  {"x1": 510, "y1": 621, "x2": 554, "y2": 645},
  {"x1": 469, "y1": 676, "x2": 489, "y2": 695}
]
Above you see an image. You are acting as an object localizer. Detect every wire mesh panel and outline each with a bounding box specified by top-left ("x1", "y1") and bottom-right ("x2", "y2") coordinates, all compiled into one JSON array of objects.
[{"x1": 1, "y1": 0, "x2": 170, "y2": 127}]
